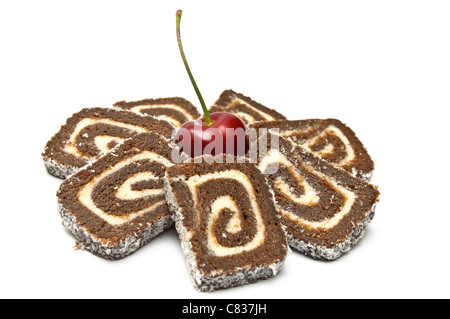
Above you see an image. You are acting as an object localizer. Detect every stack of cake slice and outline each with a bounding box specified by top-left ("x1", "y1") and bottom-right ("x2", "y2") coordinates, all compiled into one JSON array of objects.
[{"x1": 43, "y1": 89, "x2": 379, "y2": 291}]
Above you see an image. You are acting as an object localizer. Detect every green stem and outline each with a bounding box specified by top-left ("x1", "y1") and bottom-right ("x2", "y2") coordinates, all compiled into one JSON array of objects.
[{"x1": 176, "y1": 10, "x2": 214, "y2": 126}]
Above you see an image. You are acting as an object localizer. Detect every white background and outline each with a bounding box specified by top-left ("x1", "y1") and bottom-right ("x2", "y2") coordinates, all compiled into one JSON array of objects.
[{"x1": 1, "y1": 1, "x2": 449, "y2": 299}]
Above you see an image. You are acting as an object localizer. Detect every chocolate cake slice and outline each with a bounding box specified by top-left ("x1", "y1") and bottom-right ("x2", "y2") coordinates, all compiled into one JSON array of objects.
[
  {"x1": 42, "y1": 107, "x2": 174, "y2": 179},
  {"x1": 57, "y1": 132, "x2": 175, "y2": 260},
  {"x1": 164, "y1": 155, "x2": 288, "y2": 291},
  {"x1": 209, "y1": 89, "x2": 287, "y2": 124},
  {"x1": 113, "y1": 97, "x2": 200, "y2": 128},
  {"x1": 250, "y1": 119, "x2": 374, "y2": 180},
  {"x1": 256, "y1": 134, "x2": 379, "y2": 260}
]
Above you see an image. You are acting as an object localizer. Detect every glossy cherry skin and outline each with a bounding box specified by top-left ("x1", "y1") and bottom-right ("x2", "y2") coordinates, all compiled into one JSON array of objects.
[{"x1": 175, "y1": 112, "x2": 249, "y2": 158}]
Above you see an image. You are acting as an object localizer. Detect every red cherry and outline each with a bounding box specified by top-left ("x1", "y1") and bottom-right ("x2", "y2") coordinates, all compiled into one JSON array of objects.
[{"x1": 176, "y1": 112, "x2": 249, "y2": 157}]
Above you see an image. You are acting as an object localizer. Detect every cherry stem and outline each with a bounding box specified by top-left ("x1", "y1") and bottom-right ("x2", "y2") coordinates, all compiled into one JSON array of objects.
[{"x1": 176, "y1": 10, "x2": 214, "y2": 126}]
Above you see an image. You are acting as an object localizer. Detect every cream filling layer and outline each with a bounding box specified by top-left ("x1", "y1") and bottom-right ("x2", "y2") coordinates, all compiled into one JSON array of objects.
[
  {"x1": 279, "y1": 126, "x2": 315, "y2": 139},
  {"x1": 259, "y1": 150, "x2": 356, "y2": 230},
  {"x1": 222, "y1": 197, "x2": 242, "y2": 234},
  {"x1": 233, "y1": 112, "x2": 256, "y2": 124},
  {"x1": 64, "y1": 118, "x2": 149, "y2": 159},
  {"x1": 94, "y1": 135, "x2": 123, "y2": 154},
  {"x1": 129, "y1": 104, "x2": 196, "y2": 127},
  {"x1": 230, "y1": 98, "x2": 276, "y2": 121},
  {"x1": 184, "y1": 170, "x2": 265, "y2": 257},
  {"x1": 77, "y1": 151, "x2": 173, "y2": 226},
  {"x1": 281, "y1": 125, "x2": 355, "y2": 166},
  {"x1": 303, "y1": 125, "x2": 355, "y2": 166}
]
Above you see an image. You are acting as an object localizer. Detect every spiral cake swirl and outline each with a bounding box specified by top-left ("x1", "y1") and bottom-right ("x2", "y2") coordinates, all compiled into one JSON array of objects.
[
  {"x1": 57, "y1": 132, "x2": 175, "y2": 260},
  {"x1": 42, "y1": 107, "x2": 174, "y2": 179},
  {"x1": 209, "y1": 89, "x2": 287, "y2": 124},
  {"x1": 114, "y1": 97, "x2": 200, "y2": 128},
  {"x1": 164, "y1": 157, "x2": 288, "y2": 291},
  {"x1": 257, "y1": 135, "x2": 379, "y2": 260},
  {"x1": 251, "y1": 118, "x2": 374, "y2": 180}
]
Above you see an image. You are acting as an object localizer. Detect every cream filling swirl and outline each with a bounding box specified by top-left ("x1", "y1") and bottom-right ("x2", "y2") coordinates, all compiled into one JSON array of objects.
[
  {"x1": 303, "y1": 125, "x2": 355, "y2": 166},
  {"x1": 230, "y1": 98, "x2": 276, "y2": 121},
  {"x1": 259, "y1": 150, "x2": 356, "y2": 230},
  {"x1": 77, "y1": 151, "x2": 173, "y2": 226},
  {"x1": 281, "y1": 125, "x2": 355, "y2": 166},
  {"x1": 129, "y1": 104, "x2": 196, "y2": 127},
  {"x1": 64, "y1": 118, "x2": 149, "y2": 159}
]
